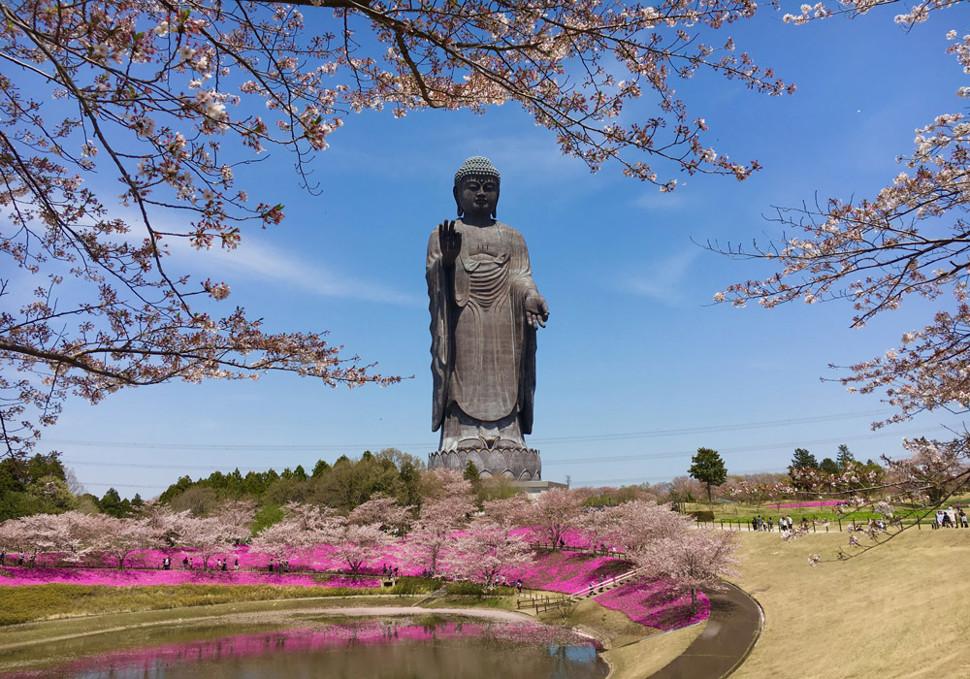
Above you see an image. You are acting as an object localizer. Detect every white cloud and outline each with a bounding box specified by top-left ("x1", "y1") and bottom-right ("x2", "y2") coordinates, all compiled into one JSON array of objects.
[
  {"x1": 621, "y1": 249, "x2": 701, "y2": 305},
  {"x1": 174, "y1": 236, "x2": 420, "y2": 307}
]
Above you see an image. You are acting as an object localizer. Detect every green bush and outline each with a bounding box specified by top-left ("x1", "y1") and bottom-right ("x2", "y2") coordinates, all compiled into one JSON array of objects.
[
  {"x1": 390, "y1": 576, "x2": 439, "y2": 595},
  {"x1": 690, "y1": 510, "x2": 715, "y2": 522},
  {"x1": 444, "y1": 581, "x2": 485, "y2": 596}
]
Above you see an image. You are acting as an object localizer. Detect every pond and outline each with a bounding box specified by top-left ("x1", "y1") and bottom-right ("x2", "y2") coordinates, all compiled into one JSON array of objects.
[{"x1": 3, "y1": 616, "x2": 609, "y2": 679}]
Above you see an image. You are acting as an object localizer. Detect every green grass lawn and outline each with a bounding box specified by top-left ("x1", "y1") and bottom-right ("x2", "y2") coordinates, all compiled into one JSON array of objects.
[
  {"x1": 682, "y1": 501, "x2": 943, "y2": 527},
  {"x1": 0, "y1": 579, "x2": 438, "y2": 626}
]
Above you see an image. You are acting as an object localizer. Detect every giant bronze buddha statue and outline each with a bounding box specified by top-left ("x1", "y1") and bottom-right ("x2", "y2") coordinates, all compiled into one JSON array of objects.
[{"x1": 426, "y1": 156, "x2": 549, "y2": 479}]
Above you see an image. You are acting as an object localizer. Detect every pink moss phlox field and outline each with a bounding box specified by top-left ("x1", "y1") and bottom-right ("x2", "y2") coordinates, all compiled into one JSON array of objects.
[
  {"x1": 5, "y1": 620, "x2": 598, "y2": 677},
  {"x1": 0, "y1": 566, "x2": 381, "y2": 589},
  {"x1": 509, "y1": 526, "x2": 594, "y2": 549},
  {"x1": 768, "y1": 499, "x2": 844, "y2": 510},
  {"x1": 508, "y1": 551, "x2": 632, "y2": 594},
  {"x1": 595, "y1": 579, "x2": 710, "y2": 631},
  {"x1": 43, "y1": 542, "x2": 422, "y2": 576}
]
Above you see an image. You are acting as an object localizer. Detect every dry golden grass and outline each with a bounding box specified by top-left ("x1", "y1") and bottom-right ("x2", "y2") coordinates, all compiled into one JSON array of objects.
[
  {"x1": 731, "y1": 528, "x2": 970, "y2": 679},
  {"x1": 601, "y1": 623, "x2": 704, "y2": 679},
  {"x1": 552, "y1": 598, "x2": 654, "y2": 647}
]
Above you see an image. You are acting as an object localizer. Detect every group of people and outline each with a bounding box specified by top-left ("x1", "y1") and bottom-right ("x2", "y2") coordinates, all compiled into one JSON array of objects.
[
  {"x1": 752, "y1": 515, "x2": 812, "y2": 535},
  {"x1": 267, "y1": 560, "x2": 289, "y2": 573},
  {"x1": 933, "y1": 506, "x2": 968, "y2": 529},
  {"x1": 751, "y1": 515, "x2": 776, "y2": 531},
  {"x1": 168, "y1": 555, "x2": 239, "y2": 571}
]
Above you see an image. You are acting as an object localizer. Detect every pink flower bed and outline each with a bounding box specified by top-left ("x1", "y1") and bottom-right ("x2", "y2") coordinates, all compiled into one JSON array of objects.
[
  {"x1": 768, "y1": 499, "x2": 844, "y2": 510},
  {"x1": 509, "y1": 526, "x2": 594, "y2": 549},
  {"x1": 508, "y1": 551, "x2": 632, "y2": 594},
  {"x1": 29, "y1": 543, "x2": 424, "y2": 576},
  {"x1": 595, "y1": 579, "x2": 710, "y2": 631},
  {"x1": 0, "y1": 566, "x2": 380, "y2": 589}
]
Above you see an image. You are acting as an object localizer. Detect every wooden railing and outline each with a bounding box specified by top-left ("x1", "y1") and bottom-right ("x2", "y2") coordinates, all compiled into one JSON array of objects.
[
  {"x1": 516, "y1": 593, "x2": 573, "y2": 614},
  {"x1": 570, "y1": 566, "x2": 643, "y2": 599}
]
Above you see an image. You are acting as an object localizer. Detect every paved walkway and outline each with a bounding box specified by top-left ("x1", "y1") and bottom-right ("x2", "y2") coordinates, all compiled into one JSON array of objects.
[{"x1": 647, "y1": 583, "x2": 763, "y2": 679}]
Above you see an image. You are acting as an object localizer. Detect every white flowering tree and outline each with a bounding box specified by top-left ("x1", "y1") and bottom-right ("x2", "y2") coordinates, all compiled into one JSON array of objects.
[
  {"x1": 88, "y1": 515, "x2": 157, "y2": 569},
  {"x1": 634, "y1": 529, "x2": 739, "y2": 613},
  {"x1": 249, "y1": 501, "x2": 338, "y2": 563},
  {"x1": 404, "y1": 491, "x2": 477, "y2": 576},
  {"x1": 329, "y1": 522, "x2": 393, "y2": 575},
  {"x1": 442, "y1": 518, "x2": 532, "y2": 589},
  {"x1": 171, "y1": 512, "x2": 237, "y2": 569},
  {"x1": 578, "y1": 500, "x2": 692, "y2": 554},
  {"x1": 713, "y1": 4, "x2": 970, "y2": 515},
  {"x1": 0, "y1": 0, "x2": 798, "y2": 461},
  {"x1": 513, "y1": 488, "x2": 585, "y2": 549},
  {"x1": 348, "y1": 495, "x2": 413, "y2": 536}
]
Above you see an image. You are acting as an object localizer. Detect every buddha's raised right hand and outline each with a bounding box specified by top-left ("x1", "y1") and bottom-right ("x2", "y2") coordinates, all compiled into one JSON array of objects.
[{"x1": 438, "y1": 219, "x2": 461, "y2": 265}]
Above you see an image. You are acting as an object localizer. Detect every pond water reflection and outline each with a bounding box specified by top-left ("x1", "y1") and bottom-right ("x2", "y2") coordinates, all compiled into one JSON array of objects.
[{"x1": 8, "y1": 618, "x2": 608, "y2": 679}]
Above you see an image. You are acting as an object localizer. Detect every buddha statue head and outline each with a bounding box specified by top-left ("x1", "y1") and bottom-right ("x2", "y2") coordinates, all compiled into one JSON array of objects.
[{"x1": 453, "y1": 156, "x2": 500, "y2": 220}]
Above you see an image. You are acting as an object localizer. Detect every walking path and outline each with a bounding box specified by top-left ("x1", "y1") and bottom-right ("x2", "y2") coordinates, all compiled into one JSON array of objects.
[{"x1": 647, "y1": 583, "x2": 763, "y2": 679}]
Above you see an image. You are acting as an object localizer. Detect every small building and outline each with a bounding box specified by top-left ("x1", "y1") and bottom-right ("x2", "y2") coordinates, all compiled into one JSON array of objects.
[{"x1": 514, "y1": 479, "x2": 569, "y2": 499}]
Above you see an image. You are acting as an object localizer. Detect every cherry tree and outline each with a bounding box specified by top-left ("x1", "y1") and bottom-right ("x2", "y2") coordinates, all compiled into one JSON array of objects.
[
  {"x1": 725, "y1": 477, "x2": 794, "y2": 509},
  {"x1": 171, "y1": 511, "x2": 237, "y2": 569},
  {"x1": 634, "y1": 529, "x2": 739, "y2": 613},
  {"x1": 0, "y1": 0, "x2": 798, "y2": 461},
  {"x1": 713, "y1": 6, "x2": 969, "y2": 506},
  {"x1": 0, "y1": 510, "x2": 104, "y2": 565},
  {"x1": 514, "y1": 488, "x2": 585, "y2": 549},
  {"x1": 348, "y1": 495, "x2": 413, "y2": 536},
  {"x1": 88, "y1": 514, "x2": 156, "y2": 569},
  {"x1": 0, "y1": 512, "x2": 71, "y2": 565},
  {"x1": 482, "y1": 494, "x2": 532, "y2": 527},
  {"x1": 329, "y1": 522, "x2": 393, "y2": 575},
  {"x1": 249, "y1": 501, "x2": 337, "y2": 564},
  {"x1": 579, "y1": 500, "x2": 692, "y2": 554},
  {"x1": 404, "y1": 491, "x2": 477, "y2": 576},
  {"x1": 215, "y1": 500, "x2": 258, "y2": 545},
  {"x1": 442, "y1": 518, "x2": 532, "y2": 589},
  {"x1": 887, "y1": 436, "x2": 970, "y2": 507},
  {"x1": 419, "y1": 468, "x2": 475, "y2": 505},
  {"x1": 249, "y1": 518, "x2": 314, "y2": 565}
]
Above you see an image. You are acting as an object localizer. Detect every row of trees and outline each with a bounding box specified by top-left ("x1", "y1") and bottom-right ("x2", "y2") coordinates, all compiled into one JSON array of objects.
[
  {"x1": 159, "y1": 448, "x2": 427, "y2": 517},
  {"x1": 683, "y1": 444, "x2": 898, "y2": 505},
  {"x1": 0, "y1": 453, "x2": 147, "y2": 522},
  {"x1": 0, "y1": 473, "x2": 737, "y2": 609}
]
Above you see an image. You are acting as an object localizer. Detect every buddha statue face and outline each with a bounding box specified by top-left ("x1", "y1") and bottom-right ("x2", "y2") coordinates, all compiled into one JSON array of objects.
[{"x1": 454, "y1": 175, "x2": 499, "y2": 220}]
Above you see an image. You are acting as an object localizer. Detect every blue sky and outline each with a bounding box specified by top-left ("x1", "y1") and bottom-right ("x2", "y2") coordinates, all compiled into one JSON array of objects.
[{"x1": 35, "y1": 6, "x2": 969, "y2": 497}]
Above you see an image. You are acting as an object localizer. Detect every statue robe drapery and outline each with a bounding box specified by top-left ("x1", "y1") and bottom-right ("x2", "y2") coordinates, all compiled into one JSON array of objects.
[{"x1": 427, "y1": 220, "x2": 538, "y2": 449}]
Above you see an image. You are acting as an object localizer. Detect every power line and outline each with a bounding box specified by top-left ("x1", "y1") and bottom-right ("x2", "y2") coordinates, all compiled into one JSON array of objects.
[
  {"x1": 544, "y1": 426, "x2": 940, "y2": 466},
  {"x1": 63, "y1": 424, "x2": 937, "y2": 478},
  {"x1": 582, "y1": 466, "x2": 787, "y2": 486},
  {"x1": 47, "y1": 408, "x2": 891, "y2": 453}
]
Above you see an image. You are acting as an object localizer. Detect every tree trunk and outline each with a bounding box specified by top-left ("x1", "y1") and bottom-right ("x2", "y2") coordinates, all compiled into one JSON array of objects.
[{"x1": 690, "y1": 586, "x2": 697, "y2": 614}]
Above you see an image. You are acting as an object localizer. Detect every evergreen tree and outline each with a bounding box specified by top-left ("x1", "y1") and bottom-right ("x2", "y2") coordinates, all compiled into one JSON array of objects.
[
  {"x1": 99, "y1": 487, "x2": 126, "y2": 517},
  {"x1": 311, "y1": 459, "x2": 331, "y2": 479},
  {"x1": 820, "y1": 457, "x2": 839, "y2": 475},
  {"x1": 688, "y1": 448, "x2": 727, "y2": 505},
  {"x1": 788, "y1": 448, "x2": 819, "y2": 489},
  {"x1": 789, "y1": 448, "x2": 818, "y2": 470},
  {"x1": 464, "y1": 461, "x2": 483, "y2": 496},
  {"x1": 836, "y1": 444, "x2": 856, "y2": 470}
]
